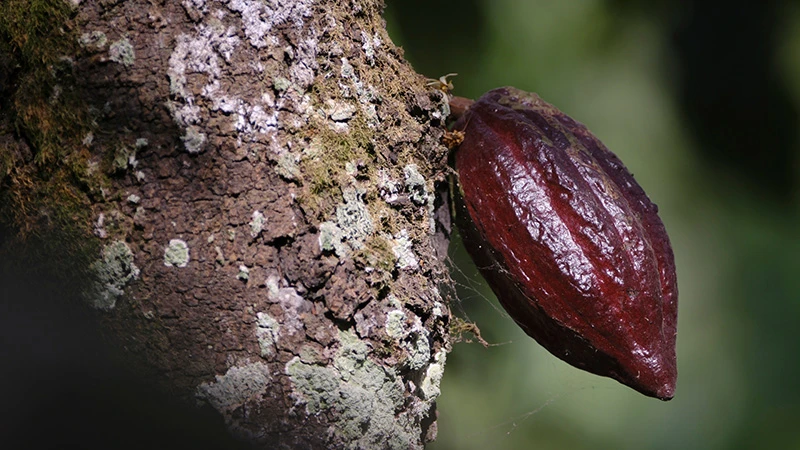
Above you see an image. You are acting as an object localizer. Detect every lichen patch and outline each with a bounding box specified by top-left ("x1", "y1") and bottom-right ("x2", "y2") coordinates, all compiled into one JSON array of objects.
[
  {"x1": 108, "y1": 37, "x2": 135, "y2": 67},
  {"x1": 164, "y1": 239, "x2": 190, "y2": 267},
  {"x1": 196, "y1": 361, "x2": 271, "y2": 413},
  {"x1": 88, "y1": 240, "x2": 140, "y2": 311},
  {"x1": 286, "y1": 329, "x2": 421, "y2": 449}
]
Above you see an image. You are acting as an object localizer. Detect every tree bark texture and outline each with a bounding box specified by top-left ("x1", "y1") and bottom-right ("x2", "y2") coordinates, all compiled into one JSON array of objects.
[{"x1": 1, "y1": 0, "x2": 454, "y2": 448}]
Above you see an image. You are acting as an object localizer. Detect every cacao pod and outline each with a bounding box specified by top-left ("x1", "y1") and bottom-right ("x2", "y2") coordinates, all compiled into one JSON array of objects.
[{"x1": 453, "y1": 87, "x2": 678, "y2": 400}]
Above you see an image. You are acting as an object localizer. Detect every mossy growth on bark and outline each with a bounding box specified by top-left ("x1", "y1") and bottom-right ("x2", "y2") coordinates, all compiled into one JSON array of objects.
[
  {"x1": 0, "y1": 0, "x2": 102, "y2": 239},
  {"x1": 0, "y1": 0, "x2": 109, "y2": 302}
]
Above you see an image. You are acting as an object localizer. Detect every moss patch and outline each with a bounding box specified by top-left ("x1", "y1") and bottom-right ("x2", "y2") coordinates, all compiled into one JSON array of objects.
[{"x1": 0, "y1": 0, "x2": 101, "y2": 243}]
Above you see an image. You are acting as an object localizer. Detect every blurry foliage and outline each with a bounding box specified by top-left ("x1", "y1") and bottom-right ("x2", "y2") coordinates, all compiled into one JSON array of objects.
[{"x1": 387, "y1": 0, "x2": 800, "y2": 449}]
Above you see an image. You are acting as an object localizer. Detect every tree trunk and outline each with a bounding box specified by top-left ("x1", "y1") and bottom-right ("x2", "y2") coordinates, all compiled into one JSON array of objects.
[{"x1": 1, "y1": 0, "x2": 453, "y2": 448}]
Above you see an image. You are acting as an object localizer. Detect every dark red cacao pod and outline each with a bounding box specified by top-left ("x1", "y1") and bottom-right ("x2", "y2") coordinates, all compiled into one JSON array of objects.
[{"x1": 453, "y1": 87, "x2": 678, "y2": 400}]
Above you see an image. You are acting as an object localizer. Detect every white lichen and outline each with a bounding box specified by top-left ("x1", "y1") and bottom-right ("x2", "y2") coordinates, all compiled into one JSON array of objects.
[
  {"x1": 403, "y1": 164, "x2": 436, "y2": 234},
  {"x1": 164, "y1": 239, "x2": 190, "y2": 267},
  {"x1": 93, "y1": 213, "x2": 107, "y2": 238},
  {"x1": 226, "y1": 0, "x2": 313, "y2": 49},
  {"x1": 237, "y1": 264, "x2": 250, "y2": 281},
  {"x1": 377, "y1": 169, "x2": 400, "y2": 203},
  {"x1": 403, "y1": 164, "x2": 428, "y2": 205}
]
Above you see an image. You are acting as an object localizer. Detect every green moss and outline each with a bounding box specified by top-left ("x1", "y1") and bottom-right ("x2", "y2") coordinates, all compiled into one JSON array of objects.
[
  {"x1": 298, "y1": 115, "x2": 374, "y2": 220},
  {"x1": 353, "y1": 234, "x2": 396, "y2": 272},
  {"x1": 0, "y1": 0, "x2": 100, "y2": 243},
  {"x1": 0, "y1": 0, "x2": 75, "y2": 65}
]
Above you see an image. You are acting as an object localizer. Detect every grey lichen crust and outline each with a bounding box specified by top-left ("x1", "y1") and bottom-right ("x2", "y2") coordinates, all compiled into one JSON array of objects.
[
  {"x1": 88, "y1": 240, "x2": 140, "y2": 310},
  {"x1": 286, "y1": 329, "x2": 444, "y2": 450}
]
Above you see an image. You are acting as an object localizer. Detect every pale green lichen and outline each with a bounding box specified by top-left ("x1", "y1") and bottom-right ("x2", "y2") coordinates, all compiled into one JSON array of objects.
[
  {"x1": 286, "y1": 329, "x2": 419, "y2": 449},
  {"x1": 318, "y1": 221, "x2": 347, "y2": 256},
  {"x1": 256, "y1": 312, "x2": 280, "y2": 357},
  {"x1": 273, "y1": 76, "x2": 291, "y2": 92},
  {"x1": 249, "y1": 210, "x2": 266, "y2": 238},
  {"x1": 420, "y1": 351, "x2": 446, "y2": 401},
  {"x1": 385, "y1": 310, "x2": 406, "y2": 339},
  {"x1": 196, "y1": 362, "x2": 271, "y2": 413},
  {"x1": 335, "y1": 187, "x2": 373, "y2": 250},
  {"x1": 403, "y1": 164, "x2": 428, "y2": 206},
  {"x1": 406, "y1": 333, "x2": 431, "y2": 372},
  {"x1": 108, "y1": 37, "x2": 135, "y2": 67},
  {"x1": 385, "y1": 308, "x2": 431, "y2": 371},
  {"x1": 275, "y1": 151, "x2": 301, "y2": 180},
  {"x1": 164, "y1": 239, "x2": 189, "y2": 267},
  {"x1": 88, "y1": 240, "x2": 140, "y2": 311},
  {"x1": 392, "y1": 229, "x2": 418, "y2": 271},
  {"x1": 237, "y1": 264, "x2": 250, "y2": 281},
  {"x1": 403, "y1": 164, "x2": 436, "y2": 234},
  {"x1": 111, "y1": 145, "x2": 135, "y2": 172},
  {"x1": 79, "y1": 31, "x2": 107, "y2": 50},
  {"x1": 285, "y1": 358, "x2": 340, "y2": 414}
]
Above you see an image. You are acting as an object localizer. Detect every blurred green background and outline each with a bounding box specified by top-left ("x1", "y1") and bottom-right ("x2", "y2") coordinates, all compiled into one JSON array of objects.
[{"x1": 386, "y1": 0, "x2": 800, "y2": 449}]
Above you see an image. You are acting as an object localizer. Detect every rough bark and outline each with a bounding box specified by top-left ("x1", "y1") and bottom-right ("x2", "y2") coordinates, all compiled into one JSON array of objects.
[{"x1": 1, "y1": 0, "x2": 453, "y2": 448}]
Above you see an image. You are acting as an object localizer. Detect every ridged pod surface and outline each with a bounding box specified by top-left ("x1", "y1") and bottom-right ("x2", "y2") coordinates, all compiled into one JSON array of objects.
[{"x1": 453, "y1": 87, "x2": 677, "y2": 400}]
